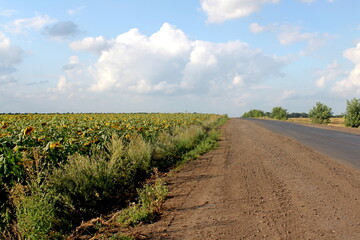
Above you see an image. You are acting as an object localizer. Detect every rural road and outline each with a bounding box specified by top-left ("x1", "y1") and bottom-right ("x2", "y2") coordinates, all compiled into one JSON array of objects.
[
  {"x1": 132, "y1": 118, "x2": 360, "y2": 240},
  {"x1": 246, "y1": 118, "x2": 360, "y2": 169}
]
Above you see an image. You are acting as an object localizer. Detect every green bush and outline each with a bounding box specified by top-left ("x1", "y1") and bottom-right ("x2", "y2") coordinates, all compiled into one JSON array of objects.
[
  {"x1": 309, "y1": 102, "x2": 333, "y2": 124},
  {"x1": 48, "y1": 134, "x2": 152, "y2": 219},
  {"x1": 116, "y1": 179, "x2": 168, "y2": 227},
  {"x1": 271, "y1": 107, "x2": 288, "y2": 120},
  {"x1": 242, "y1": 109, "x2": 265, "y2": 118},
  {"x1": 345, "y1": 98, "x2": 360, "y2": 128},
  {"x1": 14, "y1": 182, "x2": 65, "y2": 239}
]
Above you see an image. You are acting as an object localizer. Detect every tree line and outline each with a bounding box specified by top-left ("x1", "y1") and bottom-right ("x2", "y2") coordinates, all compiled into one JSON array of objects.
[{"x1": 241, "y1": 98, "x2": 360, "y2": 128}]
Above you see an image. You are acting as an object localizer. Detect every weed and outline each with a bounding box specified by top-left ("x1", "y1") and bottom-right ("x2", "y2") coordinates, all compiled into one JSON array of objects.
[{"x1": 116, "y1": 179, "x2": 168, "y2": 227}]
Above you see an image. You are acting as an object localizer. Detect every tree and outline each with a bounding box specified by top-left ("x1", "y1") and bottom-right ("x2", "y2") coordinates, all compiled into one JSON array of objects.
[
  {"x1": 242, "y1": 109, "x2": 265, "y2": 118},
  {"x1": 344, "y1": 98, "x2": 360, "y2": 128},
  {"x1": 308, "y1": 102, "x2": 333, "y2": 124},
  {"x1": 271, "y1": 107, "x2": 288, "y2": 120},
  {"x1": 288, "y1": 112, "x2": 308, "y2": 118}
]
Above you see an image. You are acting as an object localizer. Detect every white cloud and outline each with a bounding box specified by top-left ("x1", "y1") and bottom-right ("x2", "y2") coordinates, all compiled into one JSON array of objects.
[
  {"x1": 332, "y1": 43, "x2": 360, "y2": 95},
  {"x1": 249, "y1": 22, "x2": 268, "y2": 33},
  {"x1": 201, "y1": 0, "x2": 280, "y2": 23},
  {"x1": 50, "y1": 56, "x2": 89, "y2": 95},
  {"x1": 0, "y1": 9, "x2": 17, "y2": 17},
  {"x1": 315, "y1": 61, "x2": 344, "y2": 87},
  {"x1": 0, "y1": 32, "x2": 23, "y2": 65},
  {"x1": 70, "y1": 36, "x2": 114, "y2": 54},
  {"x1": 298, "y1": 0, "x2": 316, "y2": 3},
  {"x1": 67, "y1": 6, "x2": 85, "y2": 15},
  {"x1": 277, "y1": 29, "x2": 315, "y2": 45},
  {"x1": 5, "y1": 14, "x2": 56, "y2": 34},
  {"x1": 250, "y1": 22, "x2": 331, "y2": 53},
  {"x1": 278, "y1": 90, "x2": 295, "y2": 101},
  {"x1": 68, "y1": 23, "x2": 285, "y2": 97},
  {"x1": 0, "y1": 32, "x2": 23, "y2": 85},
  {"x1": 277, "y1": 27, "x2": 331, "y2": 51}
]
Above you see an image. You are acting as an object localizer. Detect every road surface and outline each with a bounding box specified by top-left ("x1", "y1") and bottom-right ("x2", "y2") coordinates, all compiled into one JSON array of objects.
[{"x1": 246, "y1": 118, "x2": 360, "y2": 168}]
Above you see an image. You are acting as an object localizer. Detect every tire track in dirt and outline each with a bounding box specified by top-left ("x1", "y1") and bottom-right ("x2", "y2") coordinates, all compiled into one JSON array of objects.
[{"x1": 133, "y1": 119, "x2": 360, "y2": 240}]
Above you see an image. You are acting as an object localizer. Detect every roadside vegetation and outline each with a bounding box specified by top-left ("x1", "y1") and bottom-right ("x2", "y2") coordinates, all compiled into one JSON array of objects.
[
  {"x1": 271, "y1": 107, "x2": 288, "y2": 120},
  {"x1": 241, "y1": 98, "x2": 360, "y2": 129},
  {"x1": 241, "y1": 109, "x2": 265, "y2": 118},
  {"x1": 308, "y1": 102, "x2": 333, "y2": 124},
  {"x1": 0, "y1": 113, "x2": 228, "y2": 239},
  {"x1": 345, "y1": 98, "x2": 360, "y2": 128}
]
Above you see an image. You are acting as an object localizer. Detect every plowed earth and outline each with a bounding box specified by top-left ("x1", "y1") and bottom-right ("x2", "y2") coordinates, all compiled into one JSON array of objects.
[{"x1": 132, "y1": 118, "x2": 360, "y2": 240}]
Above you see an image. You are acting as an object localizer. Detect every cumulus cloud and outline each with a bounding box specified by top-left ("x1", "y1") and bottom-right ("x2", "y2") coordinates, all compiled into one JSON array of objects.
[
  {"x1": 201, "y1": 0, "x2": 280, "y2": 23},
  {"x1": 4, "y1": 14, "x2": 56, "y2": 34},
  {"x1": 0, "y1": 32, "x2": 23, "y2": 84},
  {"x1": 332, "y1": 43, "x2": 360, "y2": 95},
  {"x1": 71, "y1": 23, "x2": 285, "y2": 95},
  {"x1": 50, "y1": 56, "x2": 89, "y2": 95},
  {"x1": 69, "y1": 36, "x2": 114, "y2": 54},
  {"x1": 315, "y1": 61, "x2": 344, "y2": 87},
  {"x1": 249, "y1": 22, "x2": 331, "y2": 53},
  {"x1": 249, "y1": 22, "x2": 270, "y2": 33},
  {"x1": 44, "y1": 21, "x2": 81, "y2": 39},
  {"x1": 277, "y1": 29, "x2": 315, "y2": 45}
]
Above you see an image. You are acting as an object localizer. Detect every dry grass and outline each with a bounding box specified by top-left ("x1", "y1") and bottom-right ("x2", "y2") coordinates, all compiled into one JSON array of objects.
[{"x1": 288, "y1": 118, "x2": 345, "y2": 127}]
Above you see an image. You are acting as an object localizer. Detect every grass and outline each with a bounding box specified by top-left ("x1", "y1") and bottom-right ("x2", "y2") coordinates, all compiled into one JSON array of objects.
[{"x1": 116, "y1": 179, "x2": 168, "y2": 227}]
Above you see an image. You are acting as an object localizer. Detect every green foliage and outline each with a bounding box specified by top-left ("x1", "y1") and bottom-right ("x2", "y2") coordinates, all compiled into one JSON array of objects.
[
  {"x1": 271, "y1": 107, "x2": 288, "y2": 120},
  {"x1": 14, "y1": 182, "x2": 65, "y2": 239},
  {"x1": 0, "y1": 114, "x2": 228, "y2": 238},
  {"x1": 116, "y1": 179, "x2": 168, "y2": 227},
  {"x1": 109, "y1": 235, "x2": 134, "y2": 240},
  {"x1": 287, "y1": 112, "x2": 309, "y2": 118},
  {"x1": 344, "y1": 98, "x2": 360, "y2": 128},
  {"x1": 242, "y1": 109, "x2": 265, "y2": 118},
  {"x1": 309, "y1": 102, "x2": 333, "y2": 124}
]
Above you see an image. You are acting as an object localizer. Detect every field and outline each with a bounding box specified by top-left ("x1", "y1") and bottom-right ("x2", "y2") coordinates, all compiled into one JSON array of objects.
[
  {"x1": 288, "y1": 117, "x2": 345, "y2": 127},
  {"x1": 0, "y1": 113, "x2": 227, "y2": 239}
]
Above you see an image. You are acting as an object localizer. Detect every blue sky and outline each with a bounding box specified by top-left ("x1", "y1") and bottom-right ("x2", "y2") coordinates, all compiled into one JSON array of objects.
[{"x1": 0, "y1": 0, "x2": 359, "y2": 116}]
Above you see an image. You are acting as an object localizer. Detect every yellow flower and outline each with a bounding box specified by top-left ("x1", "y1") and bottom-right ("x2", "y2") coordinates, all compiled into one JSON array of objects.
[
  {"x1": 1, "y1": 122, "x2": 9, "y2": 129},
  {"x1": 50, "y1": 142, "x2": 61, "y2": 149},
  {"x1": 23, "y1": 127, "x2": 35, "y2": 135}
]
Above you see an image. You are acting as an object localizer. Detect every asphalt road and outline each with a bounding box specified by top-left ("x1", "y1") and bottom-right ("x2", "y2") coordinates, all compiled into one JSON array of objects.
[{"x1": 246, "y1": 118, "x2": 360, "y2": 169}]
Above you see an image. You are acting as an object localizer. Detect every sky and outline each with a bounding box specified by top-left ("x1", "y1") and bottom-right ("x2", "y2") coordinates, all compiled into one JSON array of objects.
[{"x1": 0, "y1": 0, "x2": 359, "y2": 116}]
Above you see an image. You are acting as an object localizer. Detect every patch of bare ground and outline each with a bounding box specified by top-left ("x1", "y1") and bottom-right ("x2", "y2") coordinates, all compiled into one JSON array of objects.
[{"x1": 130, "y1": 118, "x2": 360, "y2": 240}]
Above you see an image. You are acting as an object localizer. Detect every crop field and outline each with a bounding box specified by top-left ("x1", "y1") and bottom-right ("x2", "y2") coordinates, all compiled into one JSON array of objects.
[
  {"x1": 0, "y1": 113, "x2": 216, "y2": 166},
  {"x1": 288, "y1": 117, "x2": 345, "y2": 127},
  {"x1": 0, "y1": 113, "x2": 227, "y2": 239}
]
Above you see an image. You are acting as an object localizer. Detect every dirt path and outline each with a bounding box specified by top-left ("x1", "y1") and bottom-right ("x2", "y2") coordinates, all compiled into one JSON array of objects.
[{"x1": 133, "y1": 118, "x2": 360, "y2": 240}]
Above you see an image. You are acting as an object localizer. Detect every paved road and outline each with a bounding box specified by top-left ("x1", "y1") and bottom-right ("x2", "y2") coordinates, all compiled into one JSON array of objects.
[{"x1": 246, "y1": 118, "x2": 360, "y2": 169}]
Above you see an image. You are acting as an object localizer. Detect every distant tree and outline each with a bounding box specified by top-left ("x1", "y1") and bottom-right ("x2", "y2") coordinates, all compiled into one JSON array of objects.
[
  {"x1": 344, "y1": 98, "x2": 360, "y2": 128},
  {"x1": 264, "y1": 112, "x2": 271, "y2": 117},
  {"x1": 308, "y1": 102, "x2": 333, "y2": 124},
  {"x1": 242, "y1": 109, "x2": 265, "y2": 118},
  {"x1": 288, "y1": 112, "x2": 309, "y2": 118},
  {"x1": 271, "y1": 107, "x2": 288, "y2": 120}
]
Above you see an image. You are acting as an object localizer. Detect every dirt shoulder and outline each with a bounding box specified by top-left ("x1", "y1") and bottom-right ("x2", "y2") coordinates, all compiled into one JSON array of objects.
[{"x1": 131, "y1": 118, "x2": 360, "y2": 240}]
